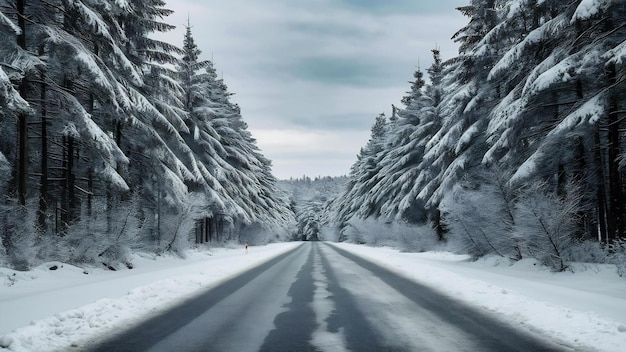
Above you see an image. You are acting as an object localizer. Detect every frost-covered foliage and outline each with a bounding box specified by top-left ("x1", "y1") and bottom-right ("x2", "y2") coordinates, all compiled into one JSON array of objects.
[
  {"x1": 330, "y1": 48, "x2": 448, "y2": 245},
  {"x1": 513, "y1": 183, "x2": 583, "y2": 271},
  {"x1": 0, "y1": 3, "x2": 292, "y2": 269},
  {"x1": 0, "y1": 66, "x2": 28, "y2": 112},
  {"x1": 609, "y1": 240, "x2": 626, "y2": 277},
  {"x1": 178, "y1": 25, "x2": 295, "y2": 240},
  {"x1": 341, "y1": 218, "x2": 438, "y2": 252},
  {"x1": 563, "y1": 239, "x2": 626, "y2": 277},
  {"x1": 280, "y1": 176, "x2": 348, "y2": 241},
  {"x1": 332, "y1": 112, "x2": 390, "y2": 225},
  {"x1": 443, "y1": 177, "x2": 583, "y2": 271},
  {"x1": 0, "y1": 201, "x2": 38, "y2": 270},
  {"x1": 295, "y1": 201, "x2": 323, "y2": 241},
  {"x1": 237, "y1": 221, "x2": 292, "y2": 245},
  {"x1": 35, "y1": 196, "x2": 140, "y2": 269},
  {"x1": 441, "y1": 168, "x2": 521, "y2": 261},
  {"x1": 330, "y1": 0, "x2": 626, "y2": 271}
]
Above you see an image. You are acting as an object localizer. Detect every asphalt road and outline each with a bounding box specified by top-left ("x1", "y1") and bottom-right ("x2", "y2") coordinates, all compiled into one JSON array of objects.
[{"x1": 87, "y1": 242, "x2": 569, "y2": 352}]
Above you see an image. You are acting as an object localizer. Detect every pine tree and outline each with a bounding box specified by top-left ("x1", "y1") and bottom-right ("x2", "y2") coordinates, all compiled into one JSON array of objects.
[
  {"x1": 179, "y1": 24, "x2": 293, "y2": 243},
  {"x1": 334, "y1": 113, "x2": 389, "y2": 226},
  {"x1": 383, "y1": 51, "x2": 443, "y2": 225},
  {"x1": 414, "y1": 0, "x2": 504, "y2": 215}
]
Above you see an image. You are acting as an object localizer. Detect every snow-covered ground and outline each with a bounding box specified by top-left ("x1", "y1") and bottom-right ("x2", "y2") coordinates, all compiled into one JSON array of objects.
[
  {"x1": 0, "y1": 241, "x2": 625, "y2": 352},
  {"x1": 330, "y1": 242, "x2": 626, "y2": 352},
  {"x1": 0, "y1": 242, "x2": 301, "y2": 352}
]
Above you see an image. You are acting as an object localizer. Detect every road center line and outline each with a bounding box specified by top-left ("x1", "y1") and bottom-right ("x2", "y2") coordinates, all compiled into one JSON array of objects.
[{"x1": 310, "y1": 244, "x2": 349, "y2": 352}]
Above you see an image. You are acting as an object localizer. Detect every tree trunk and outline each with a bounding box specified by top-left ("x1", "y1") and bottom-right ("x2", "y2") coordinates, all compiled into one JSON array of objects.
[
  {"x1": 58, "y1": 135, "x2": 76, "y2": 234},
  {"x1": 115, "y1": 120, "x2": 122, "y2": 146},
  {"x1": 218, "y1": 216, "x2": 224, "y2": 241},
  {"x1": 205, "y1": 219, "x2": 209, "y2": 242},
  {"x1": 573, "y1": 137, "x2": 592, "y2": 240},
  {"x1": 87, "y1": 167, "x2": 93, "y2": 232},
  {"x1": 432, "y1": 208, "x2": 446, "y2": 241},
  {"x1": 595, "y1": 126, "x2": 609, "y2": 242},
  {"x1": 195, "y1": 220, "x2": 202, "y2": 244},
  {"x1": 607, "y1": 62, "x2": 623, "y2": 240},
  {"x1": 37, "y1": 67, "x2": 48, "y2": 233},
  {"x1": 17, "y1": 111, "x2": 27, "y2": 206},
  {"x1": 16, "y1": 0, "x2": 27, "y2": 206},
  {"x1": 67, "y1": 136, "x2": 76, "y2": 224},
  {"x1": 556, "y1": 163, "x2": 566, "y2": 199},
  {"x1": 207, "y1": 217, "x2": 213, "y2": 242},
  {"x1": 156, "y1": 180, "x2": 161, "y2": 245}
]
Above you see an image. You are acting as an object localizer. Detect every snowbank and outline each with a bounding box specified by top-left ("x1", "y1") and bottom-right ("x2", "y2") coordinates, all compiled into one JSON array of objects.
[
  {"x1": 0, "y1": 242, "x2": 301, "y2": 352},
  {"x1": 2, "y1": 241, "x2": 625, "y2": 352},
  {"x1": 330, "y1": 243, "x2": 626, "y2": 352}
]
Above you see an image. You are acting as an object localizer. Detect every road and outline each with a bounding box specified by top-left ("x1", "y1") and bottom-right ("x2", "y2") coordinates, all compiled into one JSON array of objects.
[{"x1": 87, "y1": 242, "x2": 568, "y2": 352}]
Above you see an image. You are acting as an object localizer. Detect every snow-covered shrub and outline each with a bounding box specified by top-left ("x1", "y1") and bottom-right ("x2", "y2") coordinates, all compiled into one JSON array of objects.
[
  {"x1": 238, "y1": 222, "x2": 271, "y2": 245},
  {"x1": 51, "y1": 197, "x2": 140, "y2": 269},
  {"x1": 335, "y1": 218, "x2": 371, "y2": 244},
  {"x1": 273, "y1": 224, "x2": 294, "y2": 242},
  {"x1": 608, "y1": 240, "x2": 626, "y2": 277},
  {"x1": 0, "y1": 200, "x2": 38, "y2": 270},
  {"x1": 318, "y1": 225, "x2": 340, "y2": 242},
  {"x1": 341, "y1": 218, "x2": 388, "y2": 245},
  {"x1": 514, "y1": 183, "x2": 582, "y2": 271},
  {"x1": 564, "y1": 239, "x2": 626, "y2": 277},
  {"x1": 565, "y1": 239, "x2": 608, "y2": 264},
  {"x1": 441, "y1": 169, "x2": 521, "y2": 260},
  {"x1": 340, "y1": 217, "x2": 438, "y2": 251},
  {"x1": 159, "y1": 203, "x2": 197, "y2": 255},
  {"x1": 295, "y1": 201, "x2": 323, "y2": 241},
  {"x1": 395, "y1": 223, "x2": 438, "y2": 252}
]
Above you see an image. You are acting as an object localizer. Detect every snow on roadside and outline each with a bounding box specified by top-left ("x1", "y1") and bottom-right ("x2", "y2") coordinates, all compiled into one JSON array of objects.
[
  {"x1": 0, "y1": 242, "x2": 301, "y2": 352},
  {"x1": 3, "y1": 241, "x2": 625, "y2": 352},
  {"x1": 330, "y1": 242, "x2": 626, "y2": 352}
]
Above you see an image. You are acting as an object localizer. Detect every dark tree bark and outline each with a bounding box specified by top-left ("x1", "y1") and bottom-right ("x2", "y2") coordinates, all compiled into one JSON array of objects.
[
  {"x1": 432, "y1": 208, "x2": 446, "y2": 242},
  {"x1": 207, "y1": 217, "x2": 213, "y2": 242},
  {"x1": 573, "y1": 137, "x2": 593, "y2": 240},
  {"x1": 37, "y1": 66, "x2": 48, "y2": 233},
  {"x1": 195, "y1": 220, "x2": 203, "y2": 244},
  {"x1": 58, "y1": 135, "x2": 76, "y2": 234},
  {"x1": 67, "y1": 136, "x2": 76, "y2": 224},
  {"x1": 87, "y1": 167, "x2": 93, "y2": 218},
  {"x1": 606, "y1": 62, "x2": 624, "y2": 240},
  {"x1": 16, "y1": 0, "x2": 27, "y2": 206},
  {"x1": 595, "y1": 126, "x2": 609, "y2": 242}
]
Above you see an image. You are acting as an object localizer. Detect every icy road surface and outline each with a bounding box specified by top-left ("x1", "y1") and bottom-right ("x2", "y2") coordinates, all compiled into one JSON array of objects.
[{"x1": 86, "y1": 242, "x2": 566, "y2": 352}]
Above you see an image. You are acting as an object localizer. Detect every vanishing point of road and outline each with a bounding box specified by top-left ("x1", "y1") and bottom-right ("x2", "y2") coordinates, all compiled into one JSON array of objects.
[{"x1": 88, "y1": 242, "x2": 571, "y2": 352}]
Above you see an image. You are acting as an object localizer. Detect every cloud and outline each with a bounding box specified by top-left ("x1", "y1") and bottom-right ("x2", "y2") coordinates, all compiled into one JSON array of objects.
[
  {"x1": 286, "y1": 21, "x2": 380, "y2": 41},
  {"x1": 265, "y1": 56, "x2": 397, "y2": 87},
  {"x1": 237, "y1": 82, "x2": 403, "y2": 132},
  {"x1": 160, "y1": 0, "x2": 469, "y2": 178},
  {"x1": 254, "y1": 128, "x2": 370, "y2": 179},
  {"x1": 336, "y1": 0, "x2": 469, "y2": 15}
]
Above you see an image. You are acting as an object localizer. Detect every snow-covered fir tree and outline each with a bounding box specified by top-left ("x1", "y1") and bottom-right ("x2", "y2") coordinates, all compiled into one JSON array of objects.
[
  {"x1": 333, "y1": 112, "x2": 389, "y2": 230},
  {"x1": 332, "y1": 0, "x2": 626, "y2": 270},
  {"x1": 0, "y1": 4, "x2": 294, "y2": 269},
  {"x1": 333, "y1": 49, "x2": 444, "y2": 234},
  {"x1": 178, "y1": 23, "x2": 293, "y2": 244}
]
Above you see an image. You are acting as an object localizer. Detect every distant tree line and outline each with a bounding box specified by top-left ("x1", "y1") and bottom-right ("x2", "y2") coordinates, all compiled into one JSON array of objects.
[
  {"x1": 331, "y1": 0, "x2": 626, "y2": 272},
  {"x1": 0, "y1": 0, "x2": 293, "y2": 269},
  {"x1": 279, "y1": 176, "x2": 347, "y2": 241}
]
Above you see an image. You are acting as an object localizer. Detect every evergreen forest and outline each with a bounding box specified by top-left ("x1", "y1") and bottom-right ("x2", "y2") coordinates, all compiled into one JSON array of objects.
[
  {"x1": 327, "y1": 0, "x2": 626, "y2": 272},
  {"x1": 1, "y1": 0, "x2": 625, "y2": 274},
  {"x1": 0, "y1": 0, "x2": 293, "y2": 269}
]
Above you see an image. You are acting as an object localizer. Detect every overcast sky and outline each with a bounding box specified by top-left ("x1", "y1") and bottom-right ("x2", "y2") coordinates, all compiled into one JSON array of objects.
[{"x1": 159, "y1": 0, "x2": 468, "y2": 179}]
